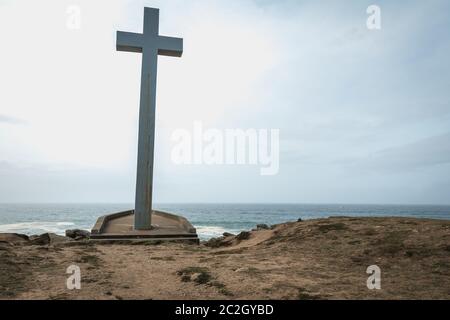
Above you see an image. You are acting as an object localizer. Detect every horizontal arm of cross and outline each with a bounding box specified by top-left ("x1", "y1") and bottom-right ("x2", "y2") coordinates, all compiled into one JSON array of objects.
[
  {"x1": 117, "y1": 31, "x2": 143, "y2": 53},
  {"x1": 158, "y1": 36, "x2": 183, "y2": 57}
]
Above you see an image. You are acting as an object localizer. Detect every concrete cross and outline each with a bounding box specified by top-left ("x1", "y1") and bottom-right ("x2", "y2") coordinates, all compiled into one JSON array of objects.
[{"x1": 116, "y1": 7, "x2": 183, "y2": 230}]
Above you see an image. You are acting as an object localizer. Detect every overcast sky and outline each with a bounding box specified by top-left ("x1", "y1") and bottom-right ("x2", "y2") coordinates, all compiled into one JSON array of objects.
[{"x1": 0, "y1": 0, "x2": 449, "y2": 204}]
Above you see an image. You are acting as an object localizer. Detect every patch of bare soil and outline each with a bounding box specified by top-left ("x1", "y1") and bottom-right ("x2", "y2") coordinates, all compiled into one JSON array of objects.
[{"x1": 1, "y1": 217, "x2": 449, "y2": 300}]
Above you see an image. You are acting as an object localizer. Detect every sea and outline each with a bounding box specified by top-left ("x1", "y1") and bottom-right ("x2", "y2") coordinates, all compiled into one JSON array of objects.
[{"x1": 0, "y1": 203, "x2": 449, "y2": 240}]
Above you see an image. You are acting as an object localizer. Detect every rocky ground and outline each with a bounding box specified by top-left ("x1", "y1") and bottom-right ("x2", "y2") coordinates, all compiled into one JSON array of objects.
[{"x1": 1, "y1": 217, "x2": 449, "y2": 300}]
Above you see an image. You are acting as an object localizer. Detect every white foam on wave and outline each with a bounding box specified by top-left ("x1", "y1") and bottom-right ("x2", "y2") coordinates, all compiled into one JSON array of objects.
[
  {"x1": 0, "y1": 221, "x2": 75, "y2": 235},
  {"x1": 195, "y1": 225, "x2": 240, "y2": 240}
]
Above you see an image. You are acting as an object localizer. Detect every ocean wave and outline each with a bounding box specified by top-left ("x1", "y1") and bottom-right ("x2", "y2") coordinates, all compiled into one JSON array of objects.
[
  {"x1": 195, "y1": 225, "x2": 240, "y2": 239},
  {"x1": 0, "y1": 221, "x2": 75, "y2": 235}
]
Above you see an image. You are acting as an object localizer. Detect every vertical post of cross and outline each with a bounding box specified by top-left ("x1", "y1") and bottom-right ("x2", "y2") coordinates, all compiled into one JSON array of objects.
[{"x1": 116, "y1": 8, "x2": 183, "y2": 230}]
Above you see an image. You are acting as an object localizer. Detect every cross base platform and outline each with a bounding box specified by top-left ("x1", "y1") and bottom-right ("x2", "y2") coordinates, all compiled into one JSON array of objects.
[{"x1": 90, "y1": 210, "x2": 199, "y2": 244}]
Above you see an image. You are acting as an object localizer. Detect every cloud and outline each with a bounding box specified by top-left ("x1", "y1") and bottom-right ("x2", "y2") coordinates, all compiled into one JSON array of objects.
[
  {"x1": 346, "y1": 132, "x2": 450, "y2": 173},
  {"x1": 0, "y1": 161, "x2": 134, "y2": 203},
  {"x1": 0, "y1": 114, "x2": 26, "y2": 125}
]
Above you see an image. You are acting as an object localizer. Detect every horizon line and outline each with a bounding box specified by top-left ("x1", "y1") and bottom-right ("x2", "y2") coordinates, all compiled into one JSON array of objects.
[{"x1": 1, "y1": 202, "x2": 450, "y2": 207}]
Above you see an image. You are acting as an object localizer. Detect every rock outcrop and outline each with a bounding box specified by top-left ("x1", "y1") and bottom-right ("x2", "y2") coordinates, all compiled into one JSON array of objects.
[
  {"x1": 0, "y1": 233, "x2": 29, "y2": 245},
  {"x1": 236, "y1": 231, "x2": 251, "y2": 240},
  {"x1": 29, "y1": 233, "x2": 73, "y2": 245},
  {"x1": 65, "y1": 229, "x2": 91, "y2": 240}
]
